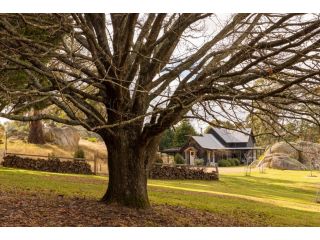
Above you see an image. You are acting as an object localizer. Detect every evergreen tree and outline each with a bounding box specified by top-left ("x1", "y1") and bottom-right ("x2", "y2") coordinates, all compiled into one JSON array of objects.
[
  {"x1": 159, "y1": 128, "x2": 175, "y2": 150},
  {"x1": 173, "y1": 120, "x2": 197, "y2": 147}
]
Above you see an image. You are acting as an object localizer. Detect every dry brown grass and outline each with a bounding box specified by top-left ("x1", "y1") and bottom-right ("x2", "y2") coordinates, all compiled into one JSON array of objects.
[
  {"x1": 1, "y1": 139, "x2": 107, "y2": 161},
  {"x1": 0, "y1": 139, "x2": 108, "y2": 174},
  {"x1": 4, "y1": 140, "x2": 73, "y2": 157},
  {"x1": 78, "y1": 139, "x2": 107, "y2": 160}
]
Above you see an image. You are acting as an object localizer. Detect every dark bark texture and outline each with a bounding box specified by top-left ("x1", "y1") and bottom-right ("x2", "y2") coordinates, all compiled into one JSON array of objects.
[
  {"x1": 100, "y1": 128, "x2": 159, "y2": 208},
  {"x1": 28, "y1": 110, "x2": 45, "y2": 144}
]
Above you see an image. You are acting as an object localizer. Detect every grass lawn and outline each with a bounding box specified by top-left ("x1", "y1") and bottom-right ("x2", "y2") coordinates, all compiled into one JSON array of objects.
[
  {"x1": 0, "y1": 139, "x2": 107, "y2": 160},
  {"x1": 0, "y1": 166, "x2": 319, "y2": 226}
]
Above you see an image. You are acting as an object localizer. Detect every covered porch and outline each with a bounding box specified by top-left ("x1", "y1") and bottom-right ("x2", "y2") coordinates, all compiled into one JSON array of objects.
[{"x1": 212, "y1": 147, "x2": 265, "y2": 164}]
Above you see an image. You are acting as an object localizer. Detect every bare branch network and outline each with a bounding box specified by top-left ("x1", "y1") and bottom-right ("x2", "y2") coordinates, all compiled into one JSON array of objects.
[{"x1": 0, "y1": 13, "x2": 320, "y2": 139}]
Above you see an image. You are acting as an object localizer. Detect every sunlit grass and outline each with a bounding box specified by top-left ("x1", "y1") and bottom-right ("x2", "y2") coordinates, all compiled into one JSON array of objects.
[
  {"x1": 0, "y1": 166, "x2": 320, "y2": 226},
  {"x1": 0, "y1": 139, "x2": 107, "y2": 160}
]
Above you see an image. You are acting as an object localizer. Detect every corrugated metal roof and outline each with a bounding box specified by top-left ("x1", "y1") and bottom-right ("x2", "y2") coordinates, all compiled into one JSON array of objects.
[
  {"x1": 192, "y1": 134, "x2": 224, "y2": 150},
  {"x1": 190, "y1": 128, "x2": 253, "y2": 150},
  {"x1": 212, "y1": 128, "x2": 251, "y2": 143},
  {"x1": 160, "y1": 148, "x2": 181, "y2": 153}
]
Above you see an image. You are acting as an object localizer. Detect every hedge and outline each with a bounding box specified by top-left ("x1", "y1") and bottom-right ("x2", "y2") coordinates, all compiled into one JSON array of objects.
[{"x1": 218, "y1": 158, "x2": 241, "y2": 167}]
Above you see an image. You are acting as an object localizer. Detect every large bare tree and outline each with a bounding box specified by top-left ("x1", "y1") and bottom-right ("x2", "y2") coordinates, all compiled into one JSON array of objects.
[{"x1": 0, "y1": 13, "x2": 320, "y2": 208}]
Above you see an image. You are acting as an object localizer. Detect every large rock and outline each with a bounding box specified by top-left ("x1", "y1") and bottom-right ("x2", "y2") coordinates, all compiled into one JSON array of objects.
[
  {"x1": 268, "y1": 142, "x2": 299, "y2": 159},
  {"x1": 44, "y1": 126, "x2": 80, "y2": 149},
  {"x1": 268, "y1": 154, "x2": 307, "y2": 170},
  {"x1": 260, "y1": 141, "x2": 320, "y2": 170}
]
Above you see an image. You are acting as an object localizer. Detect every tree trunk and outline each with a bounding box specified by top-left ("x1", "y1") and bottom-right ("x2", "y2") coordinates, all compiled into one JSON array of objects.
[
  {"x1": 99, "y1": 128, "x2": 159, "y2": 209},
  {"x1": 28, "y1": 109, "x2": 45, "y2": 144}
]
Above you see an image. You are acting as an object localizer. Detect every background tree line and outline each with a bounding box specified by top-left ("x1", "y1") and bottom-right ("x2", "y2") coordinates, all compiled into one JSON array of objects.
[{"x1": 159, "y1": 120, "x2": 198, "y2": 150}]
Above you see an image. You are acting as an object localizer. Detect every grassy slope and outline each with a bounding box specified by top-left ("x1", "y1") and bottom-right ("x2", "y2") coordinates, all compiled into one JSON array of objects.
[
  {"x1": 0, "y1": 167, "x2": 319, "y2": 226},
  {"x1": 0, "y1": 139, "x2": 107, "y2": 160}
]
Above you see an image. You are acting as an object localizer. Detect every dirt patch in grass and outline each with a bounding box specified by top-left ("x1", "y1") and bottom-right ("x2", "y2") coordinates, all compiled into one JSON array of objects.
[{"x1": 0, "y1": 189, "x2": 262, "y2": 227}]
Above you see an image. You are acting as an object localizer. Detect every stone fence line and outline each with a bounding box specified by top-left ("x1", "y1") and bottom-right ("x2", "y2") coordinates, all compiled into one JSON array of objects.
[{"x1": 2, "y1": 151, "x2": 107, "y2": 175}]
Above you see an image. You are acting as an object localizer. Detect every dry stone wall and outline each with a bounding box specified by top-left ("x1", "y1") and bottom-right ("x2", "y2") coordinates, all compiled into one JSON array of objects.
[
  {"x1": 2, "y1": 155, "x2": 92, "y2": 174},
  {"x1": 149, "y1": 165, "x2": 219, "y2": 180}
]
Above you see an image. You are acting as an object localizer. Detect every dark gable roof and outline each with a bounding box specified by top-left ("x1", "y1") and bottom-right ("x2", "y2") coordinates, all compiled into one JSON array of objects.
[
  {"x1": 191, "y1": 134, "x2": 224, "y2": 149},
  {"x1": 212, "y1": 128, "x2": 251, "y2": 143},
  {"x1": 190, "y1": 128, "x2": 252, "y2": 150}
]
